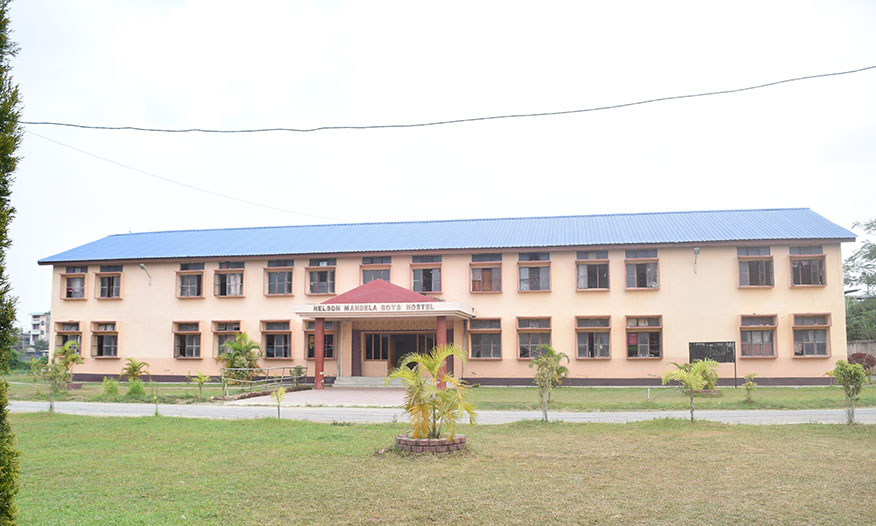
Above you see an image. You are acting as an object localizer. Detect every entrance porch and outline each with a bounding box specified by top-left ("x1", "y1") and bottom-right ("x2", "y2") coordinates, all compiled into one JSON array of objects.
[{"x1": 293, "y1": 279, "x2": 475, "y2": 389}]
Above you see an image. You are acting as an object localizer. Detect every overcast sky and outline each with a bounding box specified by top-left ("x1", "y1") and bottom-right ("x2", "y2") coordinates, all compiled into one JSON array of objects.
[{"x1": 7, "y1": 1, "x2": 876, "y2": 326}]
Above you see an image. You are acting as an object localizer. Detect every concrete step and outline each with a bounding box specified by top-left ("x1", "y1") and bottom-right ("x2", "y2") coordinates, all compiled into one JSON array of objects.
[{"x1": 332, "y1": 376, "x2": 402, "y2": 388}]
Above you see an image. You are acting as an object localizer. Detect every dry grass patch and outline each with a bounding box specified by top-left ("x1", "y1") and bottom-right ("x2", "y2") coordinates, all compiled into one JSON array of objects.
[{"x1": 10, "y1": 414, "x2": 876, "y2": 525}]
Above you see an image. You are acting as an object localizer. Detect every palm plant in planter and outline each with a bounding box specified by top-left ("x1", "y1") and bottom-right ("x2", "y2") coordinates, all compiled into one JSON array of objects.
[{"x1": 386, "y1": 344, "x2": 476, "y2": 450}]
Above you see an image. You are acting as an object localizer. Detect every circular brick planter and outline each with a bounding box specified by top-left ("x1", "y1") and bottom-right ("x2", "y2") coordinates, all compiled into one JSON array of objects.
[{"x1": 395, "y1": 434, "x2": 466, "y2": 454}]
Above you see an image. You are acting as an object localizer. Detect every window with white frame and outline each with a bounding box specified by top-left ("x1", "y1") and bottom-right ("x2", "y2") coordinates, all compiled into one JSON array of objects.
[
  {"x1": 576, "y1": 251, "x2": 609, "y2": 290},
  {"x1": 576, "y1": 317, "x2": 610, "y2": 358},
  {"x1": 178, "y1": 263, "x2": 204, "y2": 298},
  {"x1": 308, "y1": 258, "x2": 336, "y2": 294},
  {"x1": 737, "y1": 247, "x2": 774, "y2": 287},
  {"x1": 626, "y1": 316, "x2": 662, "y2": 358},
  {"x1": 625, "y1": 250, "x2": 659, "y2": 289},
  {"x1": 265, "y1": 260, "x2": 293, "y2": 295},
  {"x1": 517, "y1": 317, "x2": 550, "y2": 358},
  {"x1": 174, "y1": 322, "x2": 201, "y2": 358},
  {"x1": 792, "y1": 314, "x2": 830, "y2": 356},
  {"x1": 740, "y1": 315, "x2": 776, "y2": 357},
  {"x1": 263, "y1": 321, "x2": 291, "y2": 359},
  {"x1": 518, "y1": 252, "x2": 550, "y2": 291},
  {"x1": 790, "y1": 246, "x2": 825, "y2": 286},
  {"x1": 63, "y1": 266, "x2": 87, "y2": 299},
  {"x1": 214, "y1": 262, "x2": 244, "y2": 297},
  {"x1": 91, "y1": 322, "x2": 118, "y2": 357},
  {"x1": 305, "y1": 321, "x2": 335, "y2": 359},
  {"x1": 470, "y1": 319, "x2": 501, "y2": 358}
]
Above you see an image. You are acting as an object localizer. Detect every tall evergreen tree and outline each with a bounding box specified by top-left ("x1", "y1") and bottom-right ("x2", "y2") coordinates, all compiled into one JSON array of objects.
[
  {"x1": 0, "y1": 0, "x2": 21, "y2": 374},
  {"x1": 0, "y1": 379, "x2": 19, "y2": 524}
]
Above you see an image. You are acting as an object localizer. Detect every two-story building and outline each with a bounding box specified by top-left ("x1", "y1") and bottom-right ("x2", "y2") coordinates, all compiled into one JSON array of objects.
[{"x1": 38, "y1": 208, "x2": 854, "y2": 386}]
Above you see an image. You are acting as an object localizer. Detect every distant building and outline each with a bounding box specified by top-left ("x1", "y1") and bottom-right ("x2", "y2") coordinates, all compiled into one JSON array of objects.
[
  {"x1": 38, "y1": 208, "x2": 854, "y2": 385},
  {"x1": 29, "y1": 311, "x2": 50, "y2": 346}
]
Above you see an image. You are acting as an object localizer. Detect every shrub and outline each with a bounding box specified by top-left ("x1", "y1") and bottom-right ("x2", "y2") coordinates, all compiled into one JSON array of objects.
[
  {"x1": 529, "y1": 345, "x2": 570, "y2": 422},
  {"x1": 386, "y1": 344, "x2": 475, "y2": 441},
  {"x1": 848, "y1": 353, "x2": 876, "y2": 375},
  {"x1": 102, "y1": 377, "x2": 119, "y2": 396},
  {"x1": 662, "y1": 359, "x2": 720, "y2": 422},
  {"x1": 827, "y1": 360, "x2": 867, "y2": 424},
  {"x1": 125, "y1": 378, "x2": 146, "y2": 398},
  {"x1": 0, "y1": 380, "x2": 20, "y2": 524},
  {"x1": 743, "y1": 373, "x2": 758, "y2": 402}
]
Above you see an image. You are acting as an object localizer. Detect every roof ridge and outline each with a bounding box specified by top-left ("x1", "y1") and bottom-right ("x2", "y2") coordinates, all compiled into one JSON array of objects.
[{"x1": 106, "y1": 208, "x2": 812, "y2": 238}]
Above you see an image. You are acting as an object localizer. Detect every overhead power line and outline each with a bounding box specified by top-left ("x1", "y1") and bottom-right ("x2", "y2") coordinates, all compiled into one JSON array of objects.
[
  {"x1": 20, "y1": 64, "x2": 876, "y2": 134},
  {"x1": 24, "y1": 129, "x2": 348, "y2": 221}
]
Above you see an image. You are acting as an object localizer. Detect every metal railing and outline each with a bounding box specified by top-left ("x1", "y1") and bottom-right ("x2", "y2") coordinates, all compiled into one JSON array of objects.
[{"x1": 220, "y1": 366, "x2": 307, "y2": 397}]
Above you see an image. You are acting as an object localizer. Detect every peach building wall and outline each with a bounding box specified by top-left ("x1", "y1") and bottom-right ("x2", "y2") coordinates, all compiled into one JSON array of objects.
[{"x1": 47, "y1": 241, "x2": 847, "y2": 383}]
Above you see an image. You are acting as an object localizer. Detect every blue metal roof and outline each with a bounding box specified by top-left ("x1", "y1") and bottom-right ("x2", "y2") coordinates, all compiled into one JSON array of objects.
[{"x1": 38, "y1": 208, "x2": 856, "y2": 264}]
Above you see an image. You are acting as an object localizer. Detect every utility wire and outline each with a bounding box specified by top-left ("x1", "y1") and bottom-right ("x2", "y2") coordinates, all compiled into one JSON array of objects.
[
  {"x1": 24, "y1": 129, "x2": 348, "y2": 221},
  {"x1": 20, "y1": 64, "x2": 876, "y2": 133}
]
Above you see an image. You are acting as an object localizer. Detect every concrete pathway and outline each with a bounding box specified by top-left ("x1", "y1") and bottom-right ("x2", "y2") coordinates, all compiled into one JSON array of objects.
[
  {"x1": 9, "y1": 400, "x2": 876, "y2": 425},
  {"x1": 226, "y1": 387, "x2": 406, "y2": 407}
]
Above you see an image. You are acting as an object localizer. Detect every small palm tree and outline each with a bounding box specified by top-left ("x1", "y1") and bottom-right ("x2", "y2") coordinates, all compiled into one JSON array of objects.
[
  {"x1": 529, "y1": 345, "x2": 570, "y2": 422},
  {"x1": 216, "y1": 332, "x2": 262, "y2": 381},
  {"x1": 120, "y1": 358, "x2": 150, "y2": 382},
  {"x1": 53, "y1": 341, "x2": 83, "y2": 386},
  {"x1": 661, "y1": 359, "x2": 719, "y2": 422},
  {"x1": 386, "y1": 344, "x2": 476, "y2": 441},
  {"x1": 272, "y1": 387, "x2": 286, "y2": 420}
]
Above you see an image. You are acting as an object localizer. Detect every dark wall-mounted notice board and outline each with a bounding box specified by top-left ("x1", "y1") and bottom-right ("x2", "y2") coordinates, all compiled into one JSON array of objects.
[{"x1": 688, "y1": 341, "x2": 736, "y2": 363}]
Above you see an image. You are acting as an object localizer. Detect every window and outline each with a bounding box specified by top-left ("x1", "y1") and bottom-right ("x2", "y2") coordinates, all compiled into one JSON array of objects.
[
  {"x1": 363, "y1": 268, "x2": 390, "y2": 283},
  {"x1": 174, "y1": 322, "x2": 201, "y2": 358},
  {"x1": 576, "y1": 251, "x2": 609, "y2": 290},
  {"x1": 412, "y1": 255, "x2": 442, "y2": 263},
  {"x1": 362, "y1": 256, "x2": 391, "y2": 284},
  {"x1": 91, "y1": 322, "x2": 118, "y2": 358},
  {"x1": 518, "y1": 318, "x2": 550, "y2": 359},
  {"x1": 308, "y1": 259, "x2": 336, "y2": 294},
  {"x1": 62, "y1": 266, "x2": 87, "y2": 299},
  {"x1": 263, "y1": 321, "x2": 291, "y2": 359},
  {"x1": 738, "y1": 247, "x2": 774, "y2": 287},
  {"x1": 178, "y1": 263, "x2": 204, "y2": 298},
  {"x1": 413, "y1": 268, "x2": 441, "y2": 292},
  {"x1": 362, "y1": 256, "x2": 391, "y2": 265},
  {"x1": 305, "y1": 321, "x2": 335, "y2": 359},
  {"x1": 472, "y1": 253, "x2": 502, "y2": 263},
  {"x1": 626, "y1": 317, "x2": 662, "y2": 358},
  {"x1": 792, "y1": 314, "x2": 830, "y2": 357},
  {"x1": 55, "y1": 322, "x2": 81, "y2": 352},
  {"x1": 365, "y1": 333, "x2": 390, "y2": 360},
  {"x1": 214, "y1": 321, "x2": 241, "y2": 356},
  {"x1": 96, "y1": 265, "x2": 123, "y2": 299},
  {"x1": 471, "y1": 254, "x2": 501, "y2": 293},
  {"x1": 790, "y1": 246, "x2": 825, "y2": 286},
  {"x1": 518, "y1": 253, "x2": 550, "y2": 292},
  {"x1": 470, "y1": 319, "x2": 501, "y2": 359},
  {"x1": 215, "y1": 262, "x2": 244, "y2": 297},
  {"x1": 740, "y1": 315, "x2": 776, "y2": 357},
  {"x1": 576, "y1": 317, "x2": 610, "y2": 359},
  {"x1": 265, "y1": 260, "x2": 293, "y2": 296},
  {"x1": 625, "y1": 250, "x2": 659, "y2": 289}
]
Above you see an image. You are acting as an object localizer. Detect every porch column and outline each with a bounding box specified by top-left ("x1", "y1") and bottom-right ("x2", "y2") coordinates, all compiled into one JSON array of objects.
[
  {"x1": 315, "y1": 318, "x2": 325, "y2": 390},
  {"x1": 436, "y1": 316, "x2": 447, "y2": 389}
]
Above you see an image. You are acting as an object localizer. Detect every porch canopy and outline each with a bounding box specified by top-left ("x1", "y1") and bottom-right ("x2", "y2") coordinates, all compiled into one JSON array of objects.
[{"x1": 292, "y1": 280, "x2": 475, "y2": 388}]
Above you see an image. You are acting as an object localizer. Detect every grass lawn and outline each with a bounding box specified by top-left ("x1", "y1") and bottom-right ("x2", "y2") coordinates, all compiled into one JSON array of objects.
[
  {"x1": 469, "y1": 384, "x2": 876, "y2": 411},
  {"x1": 10, "y1": 413, "x2": 876, "y2": 525},
  {"x1": 2, "y1": 373, "x2": 282, "y2": 404}
]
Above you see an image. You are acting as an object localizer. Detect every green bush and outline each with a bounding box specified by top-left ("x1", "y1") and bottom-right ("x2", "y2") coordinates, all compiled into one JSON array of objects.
[
  {"x1": 0, "y1": 380, "x2": 20, "y2": 524},
  {"x1": 827, "y1": 360, "x2": 867, "y2": 424},
  {"x1": 102, "y1": 377, "x2": 119, "y2": 396},
  {"x1": 125, "y1": 379, "x2": 146, "y2": 398}
]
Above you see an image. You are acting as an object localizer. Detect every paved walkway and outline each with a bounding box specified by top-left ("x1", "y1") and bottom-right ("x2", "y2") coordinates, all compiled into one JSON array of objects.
[
  {"x1": 10, "y1": 401, "x2": 876, "y2": 425},
  {"x1": 227, "y1": 387, "x2": 406, "y2": 407}
]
